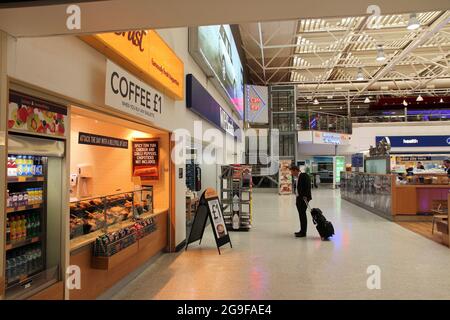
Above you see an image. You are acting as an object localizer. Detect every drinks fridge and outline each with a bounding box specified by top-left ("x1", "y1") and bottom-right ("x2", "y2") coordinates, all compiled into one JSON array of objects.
[{"x1": 5, "y1": 133, "x2": 65, "y2": 299}]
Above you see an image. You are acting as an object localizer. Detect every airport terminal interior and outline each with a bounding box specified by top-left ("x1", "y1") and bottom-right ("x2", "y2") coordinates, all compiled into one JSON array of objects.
[{"x1": 0, "y1": 1, "x2": 449, "y2": 300}]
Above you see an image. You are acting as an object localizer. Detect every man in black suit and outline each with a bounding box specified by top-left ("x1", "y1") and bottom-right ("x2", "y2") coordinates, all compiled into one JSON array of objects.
[{"x1": 290, "y1": 165, "x2": 312, "y2": 238}]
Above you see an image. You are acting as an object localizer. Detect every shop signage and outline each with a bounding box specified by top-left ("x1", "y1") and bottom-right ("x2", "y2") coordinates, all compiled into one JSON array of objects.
[
  {"x1": 78, "y1": 132, "x2": 128, "y2": 149},
  {"x1": 397, "y1": 156, "x2": 432, "y2": 162},
  {"x1": 186, "y1": 74, "x2": 241, "y2": 141},
  {"x1": 334, "y1": 156, "x2": 346, "y2": 184},
  {"x1": 82, "y1": 30, "x2": 184, "y2": 100},
  {"x1": 132, "y1": 140, "x2": 159, "y2": 180},
  {"x1": 298, "y1": 130, "x2": 351, "y2": 145},
  {"x1": 185, "y1": 188, "x2": 232, "y2": 254},
  {"x1": 376, "y1": 136, "x2": 450, "y2": 148},
  {"x1": 8, "y1": 91, "x2": 67, "y2": 138},
  {"x1": 245, "y1": 85, "x2": 269, "y2": 124},
  {"x1": 105, "y1": 60, "x2": 164, "y2": 123}
]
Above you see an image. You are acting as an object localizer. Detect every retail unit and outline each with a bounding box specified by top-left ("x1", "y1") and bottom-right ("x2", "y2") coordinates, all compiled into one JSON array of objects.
[{"x1": 220, "y1": 165, "x2": 252, "y2": 231}]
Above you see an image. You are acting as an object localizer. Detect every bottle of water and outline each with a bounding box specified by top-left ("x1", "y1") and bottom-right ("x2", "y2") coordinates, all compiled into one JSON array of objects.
[{"x1": 9, "y1": 257, "x2": 17, "y2": 283}]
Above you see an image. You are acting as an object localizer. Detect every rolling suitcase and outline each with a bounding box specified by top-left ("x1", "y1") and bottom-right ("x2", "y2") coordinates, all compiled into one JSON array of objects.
[{"x1": 306, "y1": 200, "x2": 335, "y2": 240}]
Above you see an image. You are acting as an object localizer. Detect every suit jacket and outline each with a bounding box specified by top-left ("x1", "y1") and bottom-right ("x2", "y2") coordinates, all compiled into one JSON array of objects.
[{"x1": 296, "y1": 172, "x2": 312, "y2": 201}]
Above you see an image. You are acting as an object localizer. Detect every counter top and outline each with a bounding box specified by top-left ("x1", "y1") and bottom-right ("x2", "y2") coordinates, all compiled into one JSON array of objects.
[
  {"x1": 70, "y1": 208, "x2": 168, "y2": 252},
  {"x1": 395, "y1": 184, "x2": 450, "y2": 189}
]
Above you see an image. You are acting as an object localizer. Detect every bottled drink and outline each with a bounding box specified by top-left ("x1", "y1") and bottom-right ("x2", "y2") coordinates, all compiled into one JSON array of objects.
[
  {"x1": 30, "y1": 156, "x2": 36, "y2": 176},
  {"x1": 11, "y1": 155, "x2": 17, "y2": 177},
  {"x1": 17, "y1": 155, "x2": 23, "y2": 176},
  {"x1": 8, "y1": 257, "x2": 17, "y2": 283},
  {"x1": 6, "y1": 217, "x2": 11, "y2": 243},
  {"x1": 34, "y1": 214, "x2": 41, "y2": 235},
  {"x1": 23, "y1": 190, "x2": 29, "y2": 206},
  {"x1": 35, "y1": 157, "x2": 43, "y2": 176},
  {"x1": 20, "y1": 215, "x2": 27, "y2": 240},
  {"x1": 36, "y1": 248, "x2": 42, "y2": 270},
  {"x1": 7, "y1": 156, "x2": 12, "y2": 176},
  {"x1": 27, "y1": 156, "x2": 33, "y2": 176},
  {"x1": 26, "y1": 215, "x2": 32, "y2": 239}
]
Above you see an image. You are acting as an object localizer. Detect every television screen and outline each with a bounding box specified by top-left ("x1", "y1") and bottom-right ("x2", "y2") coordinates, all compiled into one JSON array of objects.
[{"x1": 190, "y1": 25, "x2": 244, "y2": 119}]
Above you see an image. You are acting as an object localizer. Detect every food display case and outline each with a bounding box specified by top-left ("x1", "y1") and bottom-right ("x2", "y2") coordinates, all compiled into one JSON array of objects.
[{"x1": 69, "y1": 187, "x2": 153, "y2": 240}]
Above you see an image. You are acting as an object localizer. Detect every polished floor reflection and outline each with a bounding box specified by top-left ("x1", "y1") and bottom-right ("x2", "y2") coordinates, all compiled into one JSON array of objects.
[{"x1": 111, "y1": 189, "x2": 450, "y2": 299}]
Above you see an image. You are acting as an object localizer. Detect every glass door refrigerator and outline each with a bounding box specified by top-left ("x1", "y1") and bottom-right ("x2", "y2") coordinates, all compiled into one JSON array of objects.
[{"x1": 5, "y1": 133, "x2": 64, "y2": 299}]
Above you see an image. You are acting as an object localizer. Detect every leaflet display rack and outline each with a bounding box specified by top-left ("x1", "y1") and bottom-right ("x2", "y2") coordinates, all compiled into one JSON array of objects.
[{"x1": 220, "y1": 165, "x2": 253, "y2": 231}]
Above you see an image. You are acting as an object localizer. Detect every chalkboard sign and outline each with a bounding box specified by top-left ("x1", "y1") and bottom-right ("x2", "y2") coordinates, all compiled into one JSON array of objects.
[
  {"x1": 186, "y1": 188, "x2": 232, "y2": 254},
  {"x1": 132, "y1": 139, "x2": 159, "y2": 180}
]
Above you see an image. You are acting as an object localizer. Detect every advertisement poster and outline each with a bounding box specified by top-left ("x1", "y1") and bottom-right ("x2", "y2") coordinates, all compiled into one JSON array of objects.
[
  {"x1": 132, "y1": 140, "x2": 159, "y2": 180},
  {"x1": 245, "y1": 85, "x2": 269, "y2": 124},
  {"x1": 279, "y1": 160, "x2": 293, "y2": 195},
  {"x1": 191, "y1": 25, "x2": 244, "y2": 118},
  {"x1": 334, "y1": 156, "x2": 346, "y2": 184},
  {"x1": 207, "y1": 198, "x2": 228, "y2": 239},
  {"x1": 8, "y1": 91, "x2": 67, "y2": 137}
]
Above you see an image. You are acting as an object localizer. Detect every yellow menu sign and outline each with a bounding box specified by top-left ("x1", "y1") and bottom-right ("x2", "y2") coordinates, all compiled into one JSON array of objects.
[{"x1": 81, "y1": 30, "x2": 184, "y2": 100}]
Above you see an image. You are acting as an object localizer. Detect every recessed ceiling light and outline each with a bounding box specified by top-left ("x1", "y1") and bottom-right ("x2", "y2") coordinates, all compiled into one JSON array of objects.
[
  {"x1": 376, "y1": 45, "x2": 386, "y2": 61},
  {"x1": 416, "y1": 95, "x2": 423, "y2": 102},
  {"x1": 319, "y1": 106, "x2": 323, "y2": 110},
  {"x1": 364, "y1": 97, "x2": 371, "y2": 103},
  {"x1": 357, "y1": 106, "x2": 360, "y2": 109},
  {"x1": 356, "y1": 68, "x2": 364, "y2": 81},
  {"x1": 407, "y1": 13, "x2": 420, "y2": 30},
  {"x1": 313, "y1": 99, "x2": 319, "y2": 105}
]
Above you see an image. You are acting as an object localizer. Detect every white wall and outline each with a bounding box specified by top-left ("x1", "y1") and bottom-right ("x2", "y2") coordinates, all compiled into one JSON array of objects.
[
  {"x1": 6, "y1": 27, "x2": 244, "y2": 248},
  {"x1": 345, "y1": 122, "x2": 450, "y2": 154}
]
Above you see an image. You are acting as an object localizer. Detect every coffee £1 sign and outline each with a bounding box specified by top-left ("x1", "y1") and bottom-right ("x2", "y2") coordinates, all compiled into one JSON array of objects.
[{"x1": 105, "y1": 59, "x2": 164, "y2": 123}]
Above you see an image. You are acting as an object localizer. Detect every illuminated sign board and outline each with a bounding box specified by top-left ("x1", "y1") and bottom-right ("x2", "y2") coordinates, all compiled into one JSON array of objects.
[
  {"x1": 81, "y1": 30, "x2": 184, "y2": 100},
  {"x1": 245, "y1": 85, "x2": 268, "y2": 124}
]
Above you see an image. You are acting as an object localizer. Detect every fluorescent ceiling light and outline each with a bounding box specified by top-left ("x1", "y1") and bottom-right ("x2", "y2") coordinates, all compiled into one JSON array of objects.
[
  {"x1": 376, "y1": 45, "x2": 386, "y2": 61},
  {"x1": 407, "y1": 13, "x2": 420, "y2": 30},
  {"x1": 403, "y1": 100, "x2": 408, "y2": 106},
  {"x1": 356, "y1": 68, "x2": 364, "y2": 81},
  {"x1": 313, "y1": 98, "x2": 319, "y2": 105},
  {"x1": 364, "y1": 97, "x2": 371, "y2": 103},
  {"x1": 416, "y1": 95, "x2": 423, "y2": 102}
]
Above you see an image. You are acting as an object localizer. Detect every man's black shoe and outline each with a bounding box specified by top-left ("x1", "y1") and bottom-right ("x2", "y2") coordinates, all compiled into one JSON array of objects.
[{"x1": 295, "y1": 232, "x2": 306, "y2": 238}]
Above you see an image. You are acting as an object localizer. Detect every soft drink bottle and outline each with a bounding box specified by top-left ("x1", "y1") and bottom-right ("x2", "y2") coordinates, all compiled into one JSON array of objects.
[{"x1": 6, "y1": 217, "x2": 10, "y2": 243}]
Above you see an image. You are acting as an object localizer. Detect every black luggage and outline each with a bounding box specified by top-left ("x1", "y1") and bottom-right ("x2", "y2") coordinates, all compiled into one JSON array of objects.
[{"x1": 310, "y1": 206, "x2": 335, "y2": 240}]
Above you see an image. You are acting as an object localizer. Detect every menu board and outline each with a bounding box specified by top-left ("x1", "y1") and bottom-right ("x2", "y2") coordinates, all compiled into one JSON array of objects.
[{"x1": 132, "y1": 140, "x2": 159, "y2": 180}]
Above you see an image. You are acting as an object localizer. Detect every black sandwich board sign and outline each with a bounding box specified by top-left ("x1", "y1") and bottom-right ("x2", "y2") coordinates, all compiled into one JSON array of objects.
[{"x1": 185, "y1": 188, "x2": 232, "y2": 254}]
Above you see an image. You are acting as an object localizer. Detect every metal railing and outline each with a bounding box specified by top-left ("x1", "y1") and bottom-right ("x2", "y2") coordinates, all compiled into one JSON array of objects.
[
  {"x1": 352, "y1": 113, "x2": 450, "y2": 123},
  {"x1": 297, "y1": 110, "x2": 351, "y2": 133}
]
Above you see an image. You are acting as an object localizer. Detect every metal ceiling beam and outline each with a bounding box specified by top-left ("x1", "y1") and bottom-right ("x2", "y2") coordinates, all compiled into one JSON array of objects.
[
  {"x1": 258, "y1": 22, "x2": 266, "y2": 81},
  {"x1": 351, "y1": 10, "x2": 450, "y2": 101}
]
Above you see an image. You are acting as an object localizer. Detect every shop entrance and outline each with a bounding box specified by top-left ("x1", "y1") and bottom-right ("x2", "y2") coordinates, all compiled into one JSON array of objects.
[{"x1": 68, "y1": 106, "x2": 171, "y2": 299}]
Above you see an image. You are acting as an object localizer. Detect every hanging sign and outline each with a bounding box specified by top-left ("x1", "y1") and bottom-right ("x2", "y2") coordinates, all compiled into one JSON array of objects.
[
  {"x1": 105, "y1": 60, "x2": 164, "y2": 123},
  {"x1": 78, "y1": 132, "x2": 128, "y2": 149},
  {"x1": 186, "y1": 188, "x2": 232, "y2": 254},
  {"x1": 132, "y1": 140, "x2": 159, "y2": 180}
]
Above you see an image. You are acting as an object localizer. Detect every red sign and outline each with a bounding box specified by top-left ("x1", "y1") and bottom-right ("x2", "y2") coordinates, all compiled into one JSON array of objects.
[{"x1": 132, "y1": 140, "x2": 159, "y2": 180}]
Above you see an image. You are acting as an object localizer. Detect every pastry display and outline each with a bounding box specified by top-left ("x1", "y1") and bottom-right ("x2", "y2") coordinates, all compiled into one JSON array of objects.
[{"x1": 69, "y1": 188, "x2": 153, "y2": 240}]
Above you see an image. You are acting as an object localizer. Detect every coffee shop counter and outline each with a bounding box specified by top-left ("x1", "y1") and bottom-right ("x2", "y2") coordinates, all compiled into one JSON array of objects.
[
  {"x1": 69, "y1": 209, "x2": 168, "y2": 300},
  {"x1": 392, "y1": 184, "x2": 450, "y2": 216}
]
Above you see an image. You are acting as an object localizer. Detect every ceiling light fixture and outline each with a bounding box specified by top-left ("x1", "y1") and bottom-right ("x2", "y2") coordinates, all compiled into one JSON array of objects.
[
  {"x1": 403, "y1": 99, "x2": 408, "y2": 107},
  {"x1": 356, "y1": 68, "x2": 364, "y2": 81},
  {"x1": 313, "y1": 98, "x2": 319, "y2": 105},
  {"x1": 364, "y1": 97, "x2": 371, "y2": 104},
  {"x1": 376, "y1": 45, "x2": 386, "y2": 61},
  {"x1": 440, "y1": 98, "x2": 444, "y2": 103},
  {"x1": 407, "y1": 13, "x2": 420, "y2": 30},
  {"x1": 416, "y1": 95, "x2": 423, "y2": 102}
]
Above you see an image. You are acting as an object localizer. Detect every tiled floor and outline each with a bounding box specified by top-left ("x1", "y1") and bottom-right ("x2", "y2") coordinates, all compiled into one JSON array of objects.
[{"x1": 111, "y1": 188, "x2": 450, "y2": 300}]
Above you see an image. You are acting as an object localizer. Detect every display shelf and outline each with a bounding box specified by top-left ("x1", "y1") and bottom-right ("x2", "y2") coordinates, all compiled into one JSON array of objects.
[
  {"x1": 6, "y1": 236, "x2": 41, "y2": 251},
  {"x1": 220, "y1": 165, "x2": 253, "y2": 231},
  {"x1": 6, "y1": 203, "x2": 43, "y2": 214},
  {"x1": 7, "y1": 176, "x2": 45, "y2": 183}
]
